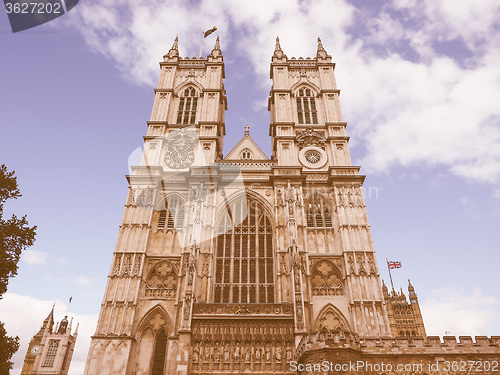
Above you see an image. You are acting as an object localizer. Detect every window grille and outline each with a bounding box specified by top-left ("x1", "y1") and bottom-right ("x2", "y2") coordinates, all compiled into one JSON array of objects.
[
  {"x1": 176, "y1": 87, "x2": 198, "y2": 124},
  {"x1": 306, "y1": 193, "x2": 333, "y2": 228},
  {"x1": 214, "y1": 198, "x2": 274, "y2": 303},
  {"x1": 157, "y1": 196, "x2": 185, "y2": 230},
  {"x1": 43, "y1": 340, "x2": 59, "y2": 367},
  {"x1": 296, "y1": 88, "x2": 318, "y2": 124}
]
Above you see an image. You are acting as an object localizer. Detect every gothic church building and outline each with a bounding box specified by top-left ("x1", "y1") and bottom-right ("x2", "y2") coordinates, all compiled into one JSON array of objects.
[{"x1": 84, "y1": 37, "x2": 499, "y2": 374}]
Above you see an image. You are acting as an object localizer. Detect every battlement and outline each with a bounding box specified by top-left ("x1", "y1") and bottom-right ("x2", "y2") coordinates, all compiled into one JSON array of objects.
[{"x1": 296, "y1": 332, "x2": 500, "y2": 359}]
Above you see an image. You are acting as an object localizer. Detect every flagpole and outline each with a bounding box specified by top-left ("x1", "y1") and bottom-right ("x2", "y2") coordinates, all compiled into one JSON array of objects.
[
  {"x1": 386, "y1": 258, "x2": 394, "y2": 290},
  {"x1": 199, "y1": 31, "x2": 204, "y2": 58}
]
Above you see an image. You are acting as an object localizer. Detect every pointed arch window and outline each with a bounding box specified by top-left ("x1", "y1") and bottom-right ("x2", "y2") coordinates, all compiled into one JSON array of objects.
[
  {"x1": 177, "y1": 87, "x2": 198, "y2": 124},
  {"x1": 151, "y1": 329, "x2": 168, "y2": 375},
  {"x1": 158, "y1": 195, "x2": 185, "y2": 230},
  {"x1": 214, "y1": 197, "x2": 274, "y2": 304},
  {"x1": 240, "y1": 149, "x2": 252, "y2": 160},
  {"x1": 296, "y1": 88, "x2": 318, "y2": 124},
  {"x1": 306, "y1": 193, "x2": 333, "y2": 228}
]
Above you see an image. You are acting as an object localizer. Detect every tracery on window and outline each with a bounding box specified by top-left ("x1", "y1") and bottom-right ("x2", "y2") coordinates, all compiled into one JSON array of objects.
[
  {"x1": 214, "y1": 197, "x2": 275, "y2": 304},
  {"x1": 306, "y1": 193, "x2": 333, "y2": 228},
  {"x1": 145, "y1": 260, "x2": 178, "y2": 298},
  {"x1": 157, "y1": 195, "x2": 185, "y2": 230},
  {"x1": 176, "y1": 87, "x2": 198, "y2": 124},
  {"x1": 311, "y1": 260, "x2": 343, "y2": 296},
  {"x1": 43, "y1": 340, "x2": 59, "y2": 367},
  {"x1": 296, "y1": 88, "x2": 318, "y2": 124}
]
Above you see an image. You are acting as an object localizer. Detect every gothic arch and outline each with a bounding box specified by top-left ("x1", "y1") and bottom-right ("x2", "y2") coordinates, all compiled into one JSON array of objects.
[
  {"x1": 217, "y1": 189, "x2": 275, "y2": 225},
  {"x1": 315, "y1": 304, "x2": 350, "y2": 333},
  {"x1": 310, "y1": 259, "x2": 343, "y2": 296},
  {"x1": 173, "y1": 81, "x2": 203, "y2": 96},
  {"x1": 135, "y1": 305, "x2": 173, "y2": 337},
  {"x1": 290, "y1": 81, "x2": 320, "y2": 96}
]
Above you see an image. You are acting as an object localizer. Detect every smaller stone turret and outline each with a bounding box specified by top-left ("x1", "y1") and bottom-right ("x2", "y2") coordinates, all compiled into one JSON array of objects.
[{"x1": 383, "y1": 279, "x2": 427, "y2": 338}]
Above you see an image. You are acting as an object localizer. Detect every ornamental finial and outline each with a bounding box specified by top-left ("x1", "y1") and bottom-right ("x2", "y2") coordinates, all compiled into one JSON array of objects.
[
  {"x1": 273, "y1": 36, "x2": 285, "y2": 58},
  {"x1": 316, "y1": 36, "x2": 328, "y2": 58},
  {"x1": 165, "y1": 36, "x2": 179, "y2": 59}
]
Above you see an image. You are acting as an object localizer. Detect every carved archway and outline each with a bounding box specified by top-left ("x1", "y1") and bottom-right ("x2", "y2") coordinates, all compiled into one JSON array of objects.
[
  {"x1": 316, "y1": 304, "x2": 350, "y2": 333},
  {"x1": 310, "y1": 260, "x2": 343, "y2": 296}
]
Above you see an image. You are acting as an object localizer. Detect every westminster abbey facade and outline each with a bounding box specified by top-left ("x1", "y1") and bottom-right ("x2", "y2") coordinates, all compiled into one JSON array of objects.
[{"x1": 83, "y1": 37, "x2": 499, "y2": 374}]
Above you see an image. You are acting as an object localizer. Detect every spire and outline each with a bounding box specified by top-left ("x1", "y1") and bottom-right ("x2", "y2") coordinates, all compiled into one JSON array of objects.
[
  {"x1": 316, "y1": 37, "x2": 328, "y2": 59},
  {"x1": 382, "y1": 279, "x2": 388, "y2": 292},
  {"x1": 36, "y1": 304, "x2": 55, "y2": 335},
  {"x1": 273, "y1": 36, "x2": 285, "y2": 59},
  {"x1": 165, "y1": 36, "x2": 179, "y2": 59},
  {"x1": 408, "y1": 278, "x2": 415, "y2": 292},
  {"x1": 209, "y1": 35, "x2": 222, "y2": 58}
]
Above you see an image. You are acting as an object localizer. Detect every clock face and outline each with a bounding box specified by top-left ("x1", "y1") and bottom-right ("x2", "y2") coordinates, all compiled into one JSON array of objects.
[{"x1": 30, "y1": 345, "x2": 40, "y2": 355}]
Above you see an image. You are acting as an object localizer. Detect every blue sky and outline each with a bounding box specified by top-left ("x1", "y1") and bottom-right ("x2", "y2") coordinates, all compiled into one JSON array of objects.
[{"x1": 1, "y1": 0, "x2": 500, "y2": 373}]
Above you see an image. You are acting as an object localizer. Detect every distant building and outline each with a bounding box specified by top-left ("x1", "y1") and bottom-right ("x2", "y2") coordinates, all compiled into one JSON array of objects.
[
  {"x1": 83, "y1": 36, "x2": 499, "y2": 374},
  {"x1": 21, "y1": 306, "x2": 78, "y2": 375}
]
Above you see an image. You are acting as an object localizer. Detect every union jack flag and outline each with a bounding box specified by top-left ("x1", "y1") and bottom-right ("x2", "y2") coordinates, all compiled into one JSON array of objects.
[{"x1": 387, "y1": 260, "x2": 402, "y2": 269}]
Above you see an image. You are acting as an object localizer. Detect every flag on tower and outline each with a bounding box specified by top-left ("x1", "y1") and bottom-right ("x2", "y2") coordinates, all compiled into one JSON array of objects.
[
  {"x1": 204, "y1": 26, "x2": 217, "y2": 38},
  {"x1": 387, "y1": 260, "x2": 402, "y2": 269}
]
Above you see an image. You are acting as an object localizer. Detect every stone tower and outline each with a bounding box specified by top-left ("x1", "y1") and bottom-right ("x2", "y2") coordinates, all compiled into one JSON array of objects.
[
  {"x1": 21, "y1": 306, "x2": 78, "y2": 375},
  {"x1": 383, "y1": 279, "x2": 427, "y2": 338}
]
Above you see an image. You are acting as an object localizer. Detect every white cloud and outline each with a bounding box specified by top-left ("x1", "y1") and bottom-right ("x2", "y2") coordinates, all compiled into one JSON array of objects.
[
  {"x1": 45, "y1": 275, "x2": 94, "y2": 287},
  {"x1": 421, "y1": 288, "x2": 500, "y2": 336},
  {"x1": 0, "y1": 293, "x2": 97, "y2": 375},
  {"x1": 22, "y1": 250, "x2": 67, "y2": 265},
  {"x1": 64, "y1": 0, "x2": 500, "y2": 186},
  {"x1": 23, "y1": 250, "x2": 48, "y2": 265},
  {"x1": 73, "y1": 276, "x2": 94, "y2": 287}
]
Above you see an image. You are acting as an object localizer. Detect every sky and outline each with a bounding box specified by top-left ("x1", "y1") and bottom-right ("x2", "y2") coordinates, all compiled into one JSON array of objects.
[{"x1": 1, "y1": 0, "x2": 500, "y2": 373}]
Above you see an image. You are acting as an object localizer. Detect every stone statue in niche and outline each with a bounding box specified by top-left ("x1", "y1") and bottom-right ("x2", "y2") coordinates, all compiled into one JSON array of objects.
[
  {"x1": 234, "y1": 345, "x2": 240, "y2": 362},
  {"x1": 265, "y1": 347, "x2": 271, "y2": 362},
  {"x1": 214, "y1": 347, "x2": 220, "y2": 363},
  {"x1": 245, "y1": 347, "x2": 251, "y2": 362},
  {"x1": 193, "y1": 347, "x2": 199, "y2": 363},
  {"x1": 255, "y1": 348, "x2": 261, "y2": 362},
  {"x1": 276, "y1": 346, "x2": 282, "y2": 362},
  {"x1": 224, "y1": 346, "x2": 230, "y2": 363}
]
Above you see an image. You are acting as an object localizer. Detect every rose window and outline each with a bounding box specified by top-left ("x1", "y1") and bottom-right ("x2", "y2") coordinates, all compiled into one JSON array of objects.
[{"x1": 305, "y1": 150, "x2": 321, "y2": 164}]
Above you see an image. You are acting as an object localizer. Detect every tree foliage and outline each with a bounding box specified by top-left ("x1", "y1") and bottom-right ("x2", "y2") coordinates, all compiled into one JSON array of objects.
[
  {"x1": 0, "y1": 322, "x2": 19, "y2": 375},
  {"x1": 0, "y1": 164, "x2": 36, "y2": 374}
]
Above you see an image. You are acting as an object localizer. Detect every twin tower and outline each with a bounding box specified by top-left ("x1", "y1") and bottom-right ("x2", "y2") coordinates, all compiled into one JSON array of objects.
[{"x1": 80, "y1": 37, "x2": 498, "y2": 375}]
